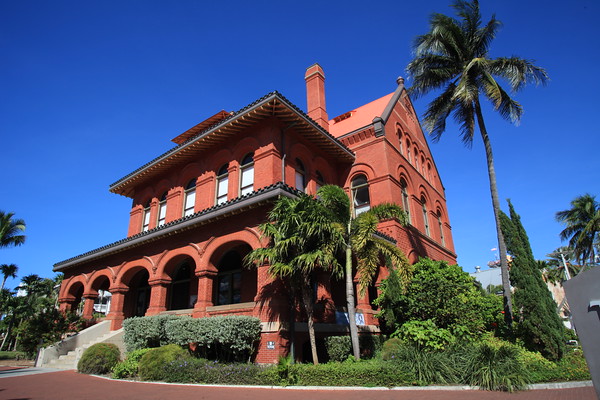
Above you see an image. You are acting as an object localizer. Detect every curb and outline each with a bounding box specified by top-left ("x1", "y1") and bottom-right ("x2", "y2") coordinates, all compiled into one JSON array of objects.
[{"x1": 92, "y1": 374, "x2": 594, "y2": 391}]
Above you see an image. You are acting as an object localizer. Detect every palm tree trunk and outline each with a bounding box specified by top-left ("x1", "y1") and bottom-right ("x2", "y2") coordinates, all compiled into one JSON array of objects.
[
  {"x1": 301, "y1": 282, "x2": 319, "y2": 364},
  {"x1": 474, "y1": 98, "x2": 514, "y2": 326},
  {"x1": 346, "y1": 241, "x2": 361, "y2": 359}
]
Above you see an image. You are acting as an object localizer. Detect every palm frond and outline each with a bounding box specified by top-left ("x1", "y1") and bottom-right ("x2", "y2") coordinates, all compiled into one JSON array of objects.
[
  {"x1": 422, "y1": 82, "x2": 457, "y2": 141},
  {"x1": 489, "y1": 57, "x2": 549, "y2": 92}
]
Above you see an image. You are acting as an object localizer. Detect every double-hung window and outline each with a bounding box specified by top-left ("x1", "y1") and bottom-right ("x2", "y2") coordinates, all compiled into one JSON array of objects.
[
  {"x1": 183, "y1": 179, "x2": 196, "y2": 217},
  {"x1": 351, "y1": 174, "x2": 370, "y2": 216},
  {"x1": 239, "y1": 153, "x2": 254, "y2": 196},
  {"x1": 157, "y1": 192, "x2": 167, "y2": 227},
  {"x1": 142, "y1": 201, "x2": 151, "y2": 232},
  {"x1": 216, "y1": 165, "x2": 229, "y2": 205}
]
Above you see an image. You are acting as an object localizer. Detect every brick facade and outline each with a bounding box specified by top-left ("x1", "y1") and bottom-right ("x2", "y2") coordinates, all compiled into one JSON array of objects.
[{"x1": 55, "y1": 64, "x2": 456, "y2": 363}]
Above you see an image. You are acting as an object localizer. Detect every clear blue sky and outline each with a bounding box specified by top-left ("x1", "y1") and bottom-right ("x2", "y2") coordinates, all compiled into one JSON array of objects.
[{"x1": 1, "y1": 0, "x2": 598, "y2": 289}]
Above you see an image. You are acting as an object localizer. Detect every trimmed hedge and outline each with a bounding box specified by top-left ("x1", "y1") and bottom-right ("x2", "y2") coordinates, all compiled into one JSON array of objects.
[
  {"x1": 77, "y1": 343, "x2": 121, "y2": 375},
  {"x1": 123, "y1": 314, "x2": 262, "y2": 362},
  {"x1": 161, "y1": 358, "x2": 279, "y2": 385}
]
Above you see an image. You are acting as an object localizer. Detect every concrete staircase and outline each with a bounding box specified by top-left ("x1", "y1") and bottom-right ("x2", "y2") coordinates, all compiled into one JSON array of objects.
[{"x1": 36, "y1": 320, "x2": 125, "y2": 370}]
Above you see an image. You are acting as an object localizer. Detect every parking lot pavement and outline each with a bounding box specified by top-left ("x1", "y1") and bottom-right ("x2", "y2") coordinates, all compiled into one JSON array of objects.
[{"x1": 0, "y1": 369, "x2": 595, "y2": 400}]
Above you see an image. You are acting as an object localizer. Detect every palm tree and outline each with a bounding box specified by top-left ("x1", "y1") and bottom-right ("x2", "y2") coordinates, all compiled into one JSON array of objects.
[
  {"x1": 0, "y1": 211, "x2": 26, "y2": 248},
  {"x1": 318, "y1": 185, "x2": 410, "y2": 359},
  {"x1": 556, "y1": 194, "x2": 600, "y2": 266},
  {"x1": 0, "y1": 264, "x2": 18, "y2": 290},
  {"x1": 246, "y1": 193, "x2": 342, "y2": 364},
  {"x1": 406, "y1": 0, "x2": 548, "y2": 324}
]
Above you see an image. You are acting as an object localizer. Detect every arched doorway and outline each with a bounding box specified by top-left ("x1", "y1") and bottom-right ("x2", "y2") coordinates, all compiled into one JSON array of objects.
[
  {"x1": 124, "y1": 269, "x2": 150, "y2": 318},
  {"x1": 91, "y1": 275, "x2": 111, "y2": 315},
  {"x1": 167, "y1": 258, "x2": 197, "y2": 310}
]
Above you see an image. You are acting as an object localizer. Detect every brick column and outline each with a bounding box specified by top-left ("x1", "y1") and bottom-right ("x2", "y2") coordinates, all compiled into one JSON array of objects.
[
  {"x1": 107, "y1": 287, "x2": 127, "y2": 330},
  {"x1": 58, "y1": 297, "x2": 73, "y2": 313},
  {"x1": 146, "y1": 279, "x2": 170, "y2": 315},
  {"x1": 193, "y1": 270, "x2": 216, "y2": 318},
  {"x1": 82, "y1": 294, "x2": 97, "y2": 320}
]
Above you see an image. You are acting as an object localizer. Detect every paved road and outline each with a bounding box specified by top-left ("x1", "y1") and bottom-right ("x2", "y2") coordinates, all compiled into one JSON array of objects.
[{"x1": 0, "y1": 368, "x2": 595, "y2": 400}]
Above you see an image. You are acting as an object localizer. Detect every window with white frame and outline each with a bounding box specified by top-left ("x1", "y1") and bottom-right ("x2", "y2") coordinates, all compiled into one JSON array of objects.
[
  {"x1": 352, "y1": 174, "x2": 370, "y2": 216},
  {"x1": 295, "y1": 158, "x2": 306, "y2": 192},
  {"x1": 239, "y1": 153, "x2": 254, "y2": 196},
  {"x1": 157, "y1": 192, "x2": 167, "y2": 226},
  {"x1": 216, "y1": 164, "x2": 229, "y2": 205},
  {"x1": 183, "y1": 179, "x2": 196, "y2": 217},
  {"x1": 142, "y1": 200, "x2": 151, "y2": 232}
]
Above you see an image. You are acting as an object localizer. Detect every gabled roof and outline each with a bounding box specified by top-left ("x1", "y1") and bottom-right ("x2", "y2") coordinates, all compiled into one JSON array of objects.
[
  {"x1": 329, "y1": 93, "x2": 394, "y2": 138},
  {"x1": 109, "y1": 92, "x2": 355, "y2": 198}
]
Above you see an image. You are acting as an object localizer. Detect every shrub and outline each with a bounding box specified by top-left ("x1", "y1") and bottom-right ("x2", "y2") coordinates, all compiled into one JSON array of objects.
[
  {"x1": 460, "y1": 342, "x2": 529, "y2": 392},
  {"x1": 394, "y1": 319, "x2": 456, "y2": 351},
  {"x1": 325, "y1": 335, "x2": 382, "y2": 362},
  {"x1": 290, "y1": 359, "x2": 415, "y2": 387},
  {"x1": 112, "y1": 348, "x2": 152, "y2": 379},
  {"x1": 138, "y1": 344, "x2": 190, "y2": 381},
  {"x1": 381, "y1": 337, "x2": 403, "y2": 360},
  {"x1": 77, "y1": 343, "x2": 121, "y2": 375},
  {"x1": 386, "y1": 343, "x2": 457, "y2": 384},
  {"x1": 165, "y1": 315, "x2": 262, "y2": 362},
  {"x1": 161, "y1": 358, "x2": 279, "y2": 385},
  {"x1": 123, "y1": 314, "x2": 180, "y2": 352}
]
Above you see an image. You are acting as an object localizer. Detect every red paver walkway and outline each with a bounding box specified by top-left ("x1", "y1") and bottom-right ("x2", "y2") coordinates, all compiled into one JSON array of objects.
[{"x1": 0, "y1": 370, "x2": 595, "y2": 400}]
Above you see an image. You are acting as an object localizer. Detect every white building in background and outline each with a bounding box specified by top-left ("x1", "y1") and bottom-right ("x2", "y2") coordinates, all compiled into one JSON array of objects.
[{"x1": 470, "y1": 266, "x2": 502, "y2": 292}]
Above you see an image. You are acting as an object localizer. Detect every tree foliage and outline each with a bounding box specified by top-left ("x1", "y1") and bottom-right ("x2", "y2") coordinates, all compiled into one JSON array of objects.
[
  {"x1": 0, "y1": 211, "x2": 26, "y2": 249},
  {"x1": 406, "y1": 0, "x2": 548, "y2": 326},
  {"x1": 375, "y1": 258, "x2": 502, "y2": 347},
  {"x1": 555, "y1": 193, "x2": 600, "y2": 266},
  {"x1": 500, "y1": 200, "x2": 565, "y2": 360}
]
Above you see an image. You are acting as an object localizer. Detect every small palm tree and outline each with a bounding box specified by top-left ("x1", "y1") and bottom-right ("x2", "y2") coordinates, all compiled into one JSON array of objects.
[
  {"x1": 318, "y1": 185, "x2": 410, "y2": 359},
  {"x1": 246, "y1": 193, "x2": 342, "y2": 364},
  {"x1": 0, "y1": 264, "x2": 18, "y2": 290},
  {"x1": 406, "y1": 0, "x2": 548, "y2": 324},
  {"x1": 0, "y1": 211, "x2": 26, "y2": 248},
  {"x1": 556, "y1": 194, "x2": 600, "y2": 266}
]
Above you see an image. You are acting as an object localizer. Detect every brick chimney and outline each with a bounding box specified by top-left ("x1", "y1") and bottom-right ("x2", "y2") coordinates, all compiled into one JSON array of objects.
[{"x1": 305, "y1": 63, "x2": 329, "y2": 131}]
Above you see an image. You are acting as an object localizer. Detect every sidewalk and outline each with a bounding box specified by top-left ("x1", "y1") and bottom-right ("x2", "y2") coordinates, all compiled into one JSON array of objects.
[{"x1": 0, "y1": 369, "x2": 595, "y2": 400}]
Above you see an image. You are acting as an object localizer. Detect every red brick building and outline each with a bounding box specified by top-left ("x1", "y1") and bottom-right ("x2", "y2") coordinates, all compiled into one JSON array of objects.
[{"x1": 55, "y1": 64, "x2": 456, "y2": 362}]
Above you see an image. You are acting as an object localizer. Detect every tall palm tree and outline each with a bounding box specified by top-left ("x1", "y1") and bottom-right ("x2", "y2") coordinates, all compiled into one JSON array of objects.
[
  {"x1": 0, "y1": 264, "x2": 18, "y2": 290},
  {"x1": 0, "y1": 211, "x2": 26, "y2": 248},
  {"x1": 406, "y1": 0, "x2": 548, "y2": 324},
  {"x1": 246, "y1": 193, "x2": 342, "y2": 364},
  {"x1": 556, "y1": 194, "x2": 600, "y2": 266},
  {"x1": 318, "y1": 185, "x2": 410, "y2": 359}
]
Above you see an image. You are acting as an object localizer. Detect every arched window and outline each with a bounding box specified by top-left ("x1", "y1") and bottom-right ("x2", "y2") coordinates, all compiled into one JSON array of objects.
[
  {"x1": 437, "y1": 209, "x2": 445, "y2": 246},
  {"x1": 216, "y1": 251, "x2": 243, "y2": 305},
  {"x1": 315, "y1": 171, "x2": 325, "y2": 192},
  {"x1": 183, "y1": 179, "x2": 196, "y2": 217},
  {"x1": 421, "y1": 196, "x2": 430, "y2": 236},
  {"x1": 157, "y1": 192, "x2": 168, "y2": 226},
  {"x1": 397, "y1": 128, "x2": 403, "y2": 154},
  {"x1": 351, "y1": 174, "x2": 370, "y2": 216},
  {"x1": 414, "y1": 147, "x2": 419, "y2": 170},
  {"x1": 295, "y1": 158, "x2": 306, "y2": 192},
  {"x1": 421, "y1": 156, "x2": 426, "y2": 175},
  {"x1": 141, "y1": 200, "x2": 151, "y2": 232},
  {"x1": 239, "y1": 153, "x2": 254, "y2": 196},
  {"x1": 427, "y1": 162, "x2": 432, "y2": 182},
  {"x1": 400, "y1": 179, "x2": 411, "y2": 224},
  {"x1": 406, "y1": 139, "x2": 412, "y2": 163},
  {"x1": 216, "y1": 164, "x2": 229, "y2": 205}
]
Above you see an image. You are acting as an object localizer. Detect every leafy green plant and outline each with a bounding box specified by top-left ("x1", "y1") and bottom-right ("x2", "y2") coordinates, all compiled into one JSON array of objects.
[
  {"x1": 460, "y1": 342, "x2": 528, "y2": 392},
  {"x1": 122, "y1": 314, "x2": 180, "y2": 352},
  {"x1": 112, "y1": 348, "x2": 152, "y2": 379},
  {"x1": 276, "y1": 355, "x2": 298, "y2": 385},
  {"x1": 386, "y1": 343, "x2": 457, "y2": 385},
  {"x1": 394, "y1": 319, "x2": 456, "y2": 351},
  {"x1": 138, "y1": 344, "x2": 190, "y2": 381},
  {"x1": 77, "y1": 343, "x2": 121, "y2": 375},
  {"x1": 325, "y1": 335, "x2": 382, "y2": 362}
]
